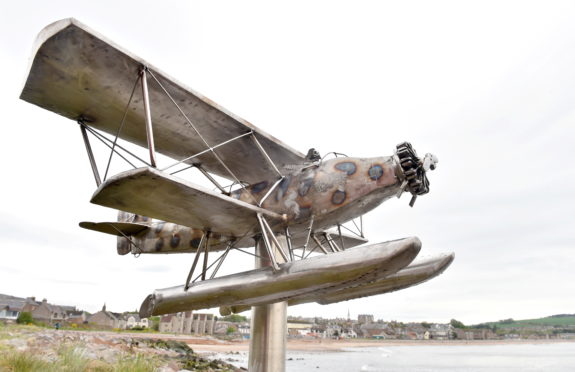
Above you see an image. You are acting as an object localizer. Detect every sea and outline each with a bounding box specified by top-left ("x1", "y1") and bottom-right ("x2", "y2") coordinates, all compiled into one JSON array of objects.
[{"x1": 207, "y1": 342, "x2": 575, "y2": 371}]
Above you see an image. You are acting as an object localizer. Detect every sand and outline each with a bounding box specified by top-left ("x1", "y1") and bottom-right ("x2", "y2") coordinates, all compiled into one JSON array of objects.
[{"x1": 186, "y1": 338, "x2": 574, "y2": 353}]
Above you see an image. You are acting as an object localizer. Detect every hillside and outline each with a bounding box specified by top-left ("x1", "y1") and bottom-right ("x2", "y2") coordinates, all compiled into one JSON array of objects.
[{"x1": 478, "y1": 314, "x2": 575, "y2": 329}]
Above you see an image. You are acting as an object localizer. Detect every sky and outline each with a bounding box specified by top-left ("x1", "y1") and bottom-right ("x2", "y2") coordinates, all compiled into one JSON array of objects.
[{"x1": 1, "y1": 1, "x2": 574, "y2": 325}]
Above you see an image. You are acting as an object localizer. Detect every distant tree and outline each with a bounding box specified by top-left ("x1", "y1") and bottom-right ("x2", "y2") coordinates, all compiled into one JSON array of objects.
[
  {"x1": 226, "y1": 326, "x2": 236, "y2": 335},
  {"x1": 221, "y1": 314, "x2": 248, "y2": 323},
  {"x1": 150, "y1": 316, "x2": 160, "y2": 331},
  {"x1": 450, "y1": 319, "x2": 465, "y2": 329},
  {"x1": 498, "y1": 318, "x2": 515, "y2": 324},
  {"x1": 421, "y1": 322, "x2": 432, "y2": 329},
  {"x1": 17, "y1": 312, "x2": 33, "y2": 324}
]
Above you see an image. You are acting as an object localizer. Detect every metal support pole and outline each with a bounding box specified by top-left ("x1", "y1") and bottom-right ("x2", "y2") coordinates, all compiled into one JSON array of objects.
[
  {"x1": 140, "y1": 68, "x2": 157, "y2": 168},
  {"x1": 249, "y1": 236, "x2": 288, "y2": 372},
  {"x1": 79, "y1": 124, "x2": 102, "y2": 187}
]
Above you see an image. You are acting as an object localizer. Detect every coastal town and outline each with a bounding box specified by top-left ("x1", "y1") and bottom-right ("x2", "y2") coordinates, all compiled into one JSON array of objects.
[{"x1": 2, "y1": 293, "x2": 574, "y2": 341}]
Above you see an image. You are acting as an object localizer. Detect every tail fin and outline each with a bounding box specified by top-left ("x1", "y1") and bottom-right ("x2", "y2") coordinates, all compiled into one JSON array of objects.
[{"x1": 79, "y1": 212, "x2": 151, "y2": 255}]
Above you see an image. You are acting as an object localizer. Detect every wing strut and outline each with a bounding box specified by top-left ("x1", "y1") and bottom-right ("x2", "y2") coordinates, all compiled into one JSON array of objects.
[
  {"x1": 300, "y1": 216, "x2": 315, "y2": 259},
  {"x1": 140, "y1": 67, "x2": 157, "y2": 167},
  {"x1": 145, "y1": 69, "x2": 259, "y2": 204},
  {"x1": 184, "y1": 231, "x2": 210, "y2": 290},
  {"x1": 256, "y1": 214, "x2": 288, "y2": 270},
  {"x1": 79, "y1": 122, "x2": 101, "y2": 187},
  {"x1": 103, "y1": 73, "x2": 142, "y2": 181}
]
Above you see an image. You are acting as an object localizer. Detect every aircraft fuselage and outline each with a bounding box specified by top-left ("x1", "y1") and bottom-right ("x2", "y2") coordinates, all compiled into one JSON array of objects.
[{"x1": 232, "y1": 155, "x2": 404, "y2": 233}]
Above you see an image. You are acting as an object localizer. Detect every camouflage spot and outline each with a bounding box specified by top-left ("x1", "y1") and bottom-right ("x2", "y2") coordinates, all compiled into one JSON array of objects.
[
  {"x1": 296, "y1": 206, "x2": 312, "y2": 220},
  {"x1": 190, "y1": 238, "x2": 202, "y2": 249},
  {"x1": 170, "y1": 234, "x2": 180, "y2": 248},
  {"x1": 335, "y1": 162, "x2": 356, "y2": 175},
  {"x1": 250, "y1": 181, "x2": 269, "y2": 193},
  {"x1": 298, "y1": 178, "x2": 313, "y2": 197},
  {"x1": 368, "y1": 165, "x2": 384, "y2": 180},
  {"x1": 276, "y1": 176, "x2": 291, "y2": 201},
  {"x1": 155, "y1": 238, "x2": 164, "y2": 252},
  {"x1": 331, "y1": 190, "x2": 346, "y2": 205},
  {"x1": 154, "y1": 222, "x2": 165, "y2": 234}
]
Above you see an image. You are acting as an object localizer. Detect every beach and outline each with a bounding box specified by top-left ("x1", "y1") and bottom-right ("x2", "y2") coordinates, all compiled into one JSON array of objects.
[
  {"x1": 187, "y1": 337, "x2": 575, "y2": 353},
  {"x1": 192, "y1": 338, "x2": 575, "y2": 372}
]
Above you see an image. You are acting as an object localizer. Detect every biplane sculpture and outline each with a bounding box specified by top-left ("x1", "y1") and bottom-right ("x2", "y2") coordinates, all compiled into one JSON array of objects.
[{"x1": 20, "y1": 19, "x2": 453, "y2": 319}]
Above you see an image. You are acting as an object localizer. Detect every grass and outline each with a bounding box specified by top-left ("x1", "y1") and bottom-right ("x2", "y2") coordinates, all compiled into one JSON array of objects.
[
  {"x1": 480, "y1": 315, "x2": 575, "y2": 329},
  {"x1": 0, "y1": 347, "x2": 160, "y2": 372},
  {"x1": 0, "y1": 352, "x2": 50, "y2": 372}
]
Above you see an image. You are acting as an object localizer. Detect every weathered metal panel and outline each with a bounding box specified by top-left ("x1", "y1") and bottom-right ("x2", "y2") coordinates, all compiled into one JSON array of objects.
[
  {"x1": 312, "y1": 253, "x2": 454, "y2": 305},
  {"x1": 91, "y1": 167, "x2": 283, "y2": 237},
  {"x1": 139, "y1": 237, "x2": 421, "y2": 317},
  {"x1": 20, "y1": 18, "x2": 306, "y2": 184},
  {"x1": 221, "y1": 253, "x2": 454, "y2": 314}
]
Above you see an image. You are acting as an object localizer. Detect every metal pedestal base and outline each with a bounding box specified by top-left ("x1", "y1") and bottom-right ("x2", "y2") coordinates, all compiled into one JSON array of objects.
[{"x1": 248, "y1": 237, "x2": 288, "y2": 372}]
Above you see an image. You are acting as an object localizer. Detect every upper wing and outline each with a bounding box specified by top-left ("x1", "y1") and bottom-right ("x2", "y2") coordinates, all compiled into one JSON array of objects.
[
  {"x1": 91, "y1": 167, "x2": 284, "y2": 237},
  {"x1": 20, "y1": 18, "x2": 306, "y2": 184}
]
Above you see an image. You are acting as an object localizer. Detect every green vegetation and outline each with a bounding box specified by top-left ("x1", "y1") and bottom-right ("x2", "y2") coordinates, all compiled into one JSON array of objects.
[
  {"x1": 450, "y1": 319, "x2": 466, "y2": 329},
  {"x1": 476, "y1": 314, "x2": 575, "y2": 329},
  {"x1": 220, "y1": 314, "x2": 248, "y2": 323},
  {"x1": 16, "y1": 312, "x2": 33, "y2": 325},
  {"x1": 0, "y1": 348, "x2": 160, "y2": 372},
  {"x1": 0, "y1": 351, "x2": 50, "y2": 372},
  {"x1": 149, "y1": 316, "x2": 160, "y2": 331}
]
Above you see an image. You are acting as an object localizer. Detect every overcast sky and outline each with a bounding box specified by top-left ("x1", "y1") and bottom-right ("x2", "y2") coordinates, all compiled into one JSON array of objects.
[{"x1": 1, "y1": 1, "x2": 574, "y2": 325}]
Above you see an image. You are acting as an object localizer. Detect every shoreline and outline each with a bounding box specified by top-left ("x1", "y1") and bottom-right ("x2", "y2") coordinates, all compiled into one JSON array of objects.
[{"x1": 188, "y1": 338, "x2": 575, "y2": 353}]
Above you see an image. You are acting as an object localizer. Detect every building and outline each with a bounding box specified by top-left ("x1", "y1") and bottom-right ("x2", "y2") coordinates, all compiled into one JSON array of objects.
[
  {"x1": 67, "y1": 310, "x2": 89, "y2": 325},
  {"x1": 88, "y1": 304, "x2": 121, "y2": 329},
  {"x1": 159, "y1": 311, "x2": 214, "y2": 335},
  {"x1": 29, "y1": 299, "x2": 68, "y2": 324},
  {"x1": 358, "y1": 314, "x2": 374, "y2": 324},
  {"x1": 0, "y1": 294, "x2": 26, "y2": 323},
  {"x1": 192, "y1": 313, "x2": 215, "y2": 335},
  {"x1": 126, "y1": 314, "x2": 149, "y2": 329},
  {"x1": 287, "y1": 322, "x2": 313, "y2": 337}
]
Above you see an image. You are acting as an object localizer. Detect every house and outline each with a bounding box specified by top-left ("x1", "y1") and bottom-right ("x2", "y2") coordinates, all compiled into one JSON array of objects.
[
  {"x1": 360, "y1": 323, "x2": 393, "y2": 339},
  {"x1": 126, "y1": 314, "x2": 149, "y2": 329},
  {"x1": 341, "y1": 328, "x2": 358, "y2": 339},
  {"x1": 0, "y1": 294, "x2": 26, "y2": 323},
  {"x1": 287, "y1": 322, "x2": 313, "y2": 337},
  {"x1": 67, "y1": 310, "x2": 89, "y2": 325},
  {"x1": 33, "y1": 300, "x2": 62, "y2": 324},
  {"x1": 213, "y1": 320, "x2": 236, "y2": 335},
  {"x1": 429, "y1": 323, "x2": 452, "y2": 340},
  {"x1": 88, "y1": 304, "x2": 122, "y2": 329}
]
